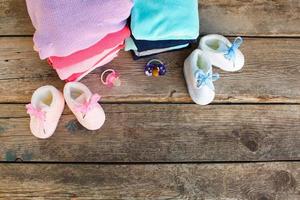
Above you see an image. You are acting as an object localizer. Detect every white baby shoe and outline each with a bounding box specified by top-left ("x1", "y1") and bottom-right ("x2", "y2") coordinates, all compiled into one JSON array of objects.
[
  {"x1": 199, "y1": 34, "x2": 244, "y2": 72},
  {"x1": 26, "y1": 85, "x2": 65, "y2": 139},
  {"x1": 184, "y1": 49, "x2": 219, "y2": 105},
  {"x1": 64, "y1": 82, "x2": 105, "y2": 130}
]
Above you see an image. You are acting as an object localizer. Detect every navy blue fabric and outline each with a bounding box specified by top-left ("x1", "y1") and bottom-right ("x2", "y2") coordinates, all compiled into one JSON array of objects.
[
  {"x1": 132, "y1": 36, "x2": 197, "y2": 52},
  {"x1": 132, "y1": 43, "x2": 192, "y2": 60}
]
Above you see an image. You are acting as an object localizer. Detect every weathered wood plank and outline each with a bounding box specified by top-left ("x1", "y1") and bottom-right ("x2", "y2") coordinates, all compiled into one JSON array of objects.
[
  {"x1": 0, "y1": 0, "x2": 34, "y2": 35},
  {"x1": 0, "y1": 163, "x2": 299, "y2": 199},
  {"x1": 200, "y1": 0, "x2": 300, "y2": 36},
  {"x1": 0, "y1": 0, "x2": 299, "y2": 36},
  {"x1": 0, "y1": 37, "x2": 300, "y2": 103},
  {"x1": 0, "y1": 104, "x2": 299, "y2": 162}
]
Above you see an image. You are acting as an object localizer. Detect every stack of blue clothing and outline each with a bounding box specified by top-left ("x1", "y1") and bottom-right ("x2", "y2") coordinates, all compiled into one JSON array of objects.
[{"x1": 126, "y1": 0, "x2": 200, "y2": 59}]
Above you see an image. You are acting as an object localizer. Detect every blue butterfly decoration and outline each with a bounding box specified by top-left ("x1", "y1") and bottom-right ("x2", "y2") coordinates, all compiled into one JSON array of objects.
[
  {"x1": 224, "y1": 37, "x2": 243, "y2": 61},
  {"x1": 194, "y1": 69, "x2": 220, "y2": 90}
]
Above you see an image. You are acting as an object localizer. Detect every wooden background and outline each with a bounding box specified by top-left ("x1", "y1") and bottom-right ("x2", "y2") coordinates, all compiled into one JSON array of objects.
[{"x1": 0, "y1": 0, "x2": 299, "y2": 199}]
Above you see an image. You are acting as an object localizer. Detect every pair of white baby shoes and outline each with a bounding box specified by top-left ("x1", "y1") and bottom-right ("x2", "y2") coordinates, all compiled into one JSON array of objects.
[
  {"x1": 184, "y1": 34, "x2": 245, "y2": 105},
  {"x1": 26, "y1": 82, "x2": 105, "y2": 139}
]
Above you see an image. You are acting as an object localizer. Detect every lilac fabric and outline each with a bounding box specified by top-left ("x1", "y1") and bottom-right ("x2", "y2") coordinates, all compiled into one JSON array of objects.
[{"x1": 26, "y1": 0, "x2": 133, "y2": 59}]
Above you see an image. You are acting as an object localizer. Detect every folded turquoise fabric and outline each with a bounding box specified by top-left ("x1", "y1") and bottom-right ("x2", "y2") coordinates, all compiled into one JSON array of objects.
[
  {"x1": 125, "y1": 37, "x2": 138, "y2": 51},
  {"x1": 131, "y1": 0, "x2": 199, "y2": 41}
]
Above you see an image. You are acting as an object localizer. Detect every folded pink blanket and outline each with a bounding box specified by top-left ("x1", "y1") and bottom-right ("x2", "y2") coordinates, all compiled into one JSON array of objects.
[
  {"x1": 66, "y1": 44, "x2": 124, "y2": 82},
  {"x1": 26, "y1": 0, "x2": 133, "y2": 59},
  {"x1": 55, "y1": 43, "x2": 122, "y2": 80},
  {"x1": 49, "y1": 26, "x2": 130, "y2": 69}
]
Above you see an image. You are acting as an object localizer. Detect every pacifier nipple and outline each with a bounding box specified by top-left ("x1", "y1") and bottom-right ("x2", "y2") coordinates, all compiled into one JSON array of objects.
[
  {"x1": 101, "y1": 69, "x2": 121, "y2": 87},
  {"x1": 112, "y1": 77, "x2": 121, "y2": 87}
]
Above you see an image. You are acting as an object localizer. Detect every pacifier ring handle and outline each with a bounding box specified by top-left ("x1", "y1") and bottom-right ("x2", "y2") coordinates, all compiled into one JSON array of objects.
[
  {"x1": 101, "y1": 69, "x2": 115, "y2": 85},
  {"x1": 147, "y1": 59, "x2": 164, "y2": 66}
]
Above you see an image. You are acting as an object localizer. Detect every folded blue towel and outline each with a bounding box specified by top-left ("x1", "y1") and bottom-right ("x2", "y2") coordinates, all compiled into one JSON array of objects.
[{"x1": 131, "y1": 0, "x2": 199, "y2": 41}]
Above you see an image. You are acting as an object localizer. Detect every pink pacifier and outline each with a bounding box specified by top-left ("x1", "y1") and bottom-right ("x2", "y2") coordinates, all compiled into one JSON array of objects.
[{"x1": 101, "y1": 69, "x2": 121, "y2": 87}]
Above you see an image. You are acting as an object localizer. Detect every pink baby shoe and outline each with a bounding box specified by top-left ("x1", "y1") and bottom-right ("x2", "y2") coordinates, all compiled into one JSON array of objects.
[
  {"x1": 63, "y1": 82, "x2": 105, "y2": 130},
  {"x1": 26, "y1": 86, "x2": 65, "y2": 139}
]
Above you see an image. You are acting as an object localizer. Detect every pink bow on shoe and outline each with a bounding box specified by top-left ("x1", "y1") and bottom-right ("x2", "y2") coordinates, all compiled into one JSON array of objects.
[
  {"x1": 75, "y1": 94, "x2": 101, "y2": 117},
  {"x1": 26, "y1": 104, "x2": 46, "y2": 121}
]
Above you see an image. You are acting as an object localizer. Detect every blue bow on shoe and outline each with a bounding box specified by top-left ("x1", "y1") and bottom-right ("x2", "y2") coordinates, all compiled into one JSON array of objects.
[
  {"x1": 194, "y1": 69, "x2": 220, "y2": 90},
  {"x1": 224, "y1": 37, "x2": 243, "y2": 61}
]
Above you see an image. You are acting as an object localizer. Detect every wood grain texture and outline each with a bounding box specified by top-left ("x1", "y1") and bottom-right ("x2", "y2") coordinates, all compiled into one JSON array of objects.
[
  {"x1": 0, "y1": 104, "x2": 299, "y2": 162},
  {"x1": 200, "y1": 0, "x2": 300, "y2": 36},
  {"x1": 0, "y1": 163, "x2": 299, "y2": 199},
  {"x1": 0, "y1": 1, "x2": 299, "y2": 198},
  {"x1": 0, "y1": 37, "x2": 300, "y2": 103},
  {"x1": 0, "y1": 0, "x2": 299, "y2": 36},
  {"x1": 0, "y1": 0, "x2": 34, "y2": 35}
]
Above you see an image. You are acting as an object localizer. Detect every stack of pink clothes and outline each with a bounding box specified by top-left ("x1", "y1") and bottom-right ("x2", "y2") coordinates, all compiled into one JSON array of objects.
[{"x1": 26, "y1": 0, "x2": 133, "y2": 82}]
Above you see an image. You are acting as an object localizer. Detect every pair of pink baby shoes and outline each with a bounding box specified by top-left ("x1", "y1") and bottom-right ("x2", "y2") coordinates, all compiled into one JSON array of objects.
[{"x1": 26, "y1": 82, "x2": 105, "y2": 139}]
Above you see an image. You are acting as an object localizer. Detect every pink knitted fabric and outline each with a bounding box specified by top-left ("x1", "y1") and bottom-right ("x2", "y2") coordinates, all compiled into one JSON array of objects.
[
  {"x1": 49, "y1": 26, "x2": 130, "y2": 69},
  {"x1": 26, "y1": 0, "x2": 133, "y2": 59},
  {"x1": 55, "y1": 43, "x2": 122, "y2": 80},
  {"x1": 66, "y1": 44, "x2": 124, "y2": 82}
]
